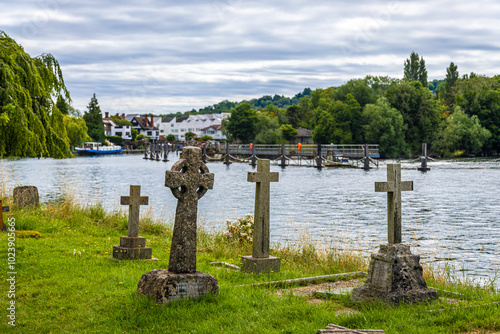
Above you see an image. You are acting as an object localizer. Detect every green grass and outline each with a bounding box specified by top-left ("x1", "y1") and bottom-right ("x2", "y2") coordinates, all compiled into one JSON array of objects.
[{"x1": 0, "y1": 197, "x2": 499, "y2": 334}]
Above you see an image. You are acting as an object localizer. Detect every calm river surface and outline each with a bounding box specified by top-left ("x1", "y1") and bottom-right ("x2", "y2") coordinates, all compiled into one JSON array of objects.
[{"x1": 1, "y1": 154, "x2": 499, "y2": 286}]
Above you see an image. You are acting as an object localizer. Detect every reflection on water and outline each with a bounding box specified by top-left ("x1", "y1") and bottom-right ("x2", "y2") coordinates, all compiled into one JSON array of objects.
[{"x1": 1, "y1": 155, "x2": 499, "y2": 286}]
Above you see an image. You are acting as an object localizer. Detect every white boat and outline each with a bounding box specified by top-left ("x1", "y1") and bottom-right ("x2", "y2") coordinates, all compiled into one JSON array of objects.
[{"x1": 75, "y1": 142, "x2": 123, "y2": 156}]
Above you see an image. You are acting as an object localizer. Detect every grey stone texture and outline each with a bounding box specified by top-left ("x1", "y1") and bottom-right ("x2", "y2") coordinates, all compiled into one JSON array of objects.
[
  {"x1": 375, "y1": 164, "x2": 413, "y2": 244},
  {"x1": 113, "y1": 236, "x2": 152, "y2": 260},
  {"x1": 165, "y1": 146, "x2": 214, "y2": 274},
  {"x1": 351, "y1": 243, "x2": 438, "y2": 305},
  {"x1": 137, "y1": 269, "x2": 219, "y2": 303},
  {"x1": 242, "y1": 159, "x2": 281, "y2": 273},
  {"x1": 241, "y1": 255, "x2": 281, "y2": 273},
  {"x1": 112, "y1": 185, "x2": 152, "y2": 260},
  {"x1": 13, "y1": 186, "x2": 39, "y2": 208}
]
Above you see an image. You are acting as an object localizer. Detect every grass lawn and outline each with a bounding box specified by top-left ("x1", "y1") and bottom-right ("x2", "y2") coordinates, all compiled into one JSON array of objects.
[{"x1": 0, "y1": 197, "x2": 499, "y2": 334}]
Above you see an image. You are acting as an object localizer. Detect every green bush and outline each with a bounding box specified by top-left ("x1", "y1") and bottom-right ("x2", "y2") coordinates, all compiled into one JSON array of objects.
[
  {"x1": 106, "y1": 136, "x2": 123, "y2": 145},
  {"x1": 223, "y1": 214, "x2": 254, "y2": 244}
]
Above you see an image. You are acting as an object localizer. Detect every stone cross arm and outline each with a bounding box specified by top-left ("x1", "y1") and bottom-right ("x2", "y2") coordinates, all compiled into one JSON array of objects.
[
  {"x1": 248, "y1": 160, "x2": 279, "y2": 184},
  {"x1": 375, "y1": 181, "x2": 413, "y2": 193},
  {"x1": 247, "y1": 171, "x2": 279, "y2": 183}
]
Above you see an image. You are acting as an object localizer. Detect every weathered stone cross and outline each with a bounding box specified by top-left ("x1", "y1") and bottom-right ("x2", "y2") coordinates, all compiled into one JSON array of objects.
[
  {"x1": 0, "y1": 200, "x2": 10, "y2": 231},
  {"x1": 375, "y1": 164, "x2": 413, "y2": 244},
  {"x1": 121, "y1": 185, "x2": 149, "y2": 237},
  {"x1": 165, "y1": 146, "x2": 214, "y2": 273},
  {"x1": 247, "y1": 159, "x2": 279, "y2": 258}
]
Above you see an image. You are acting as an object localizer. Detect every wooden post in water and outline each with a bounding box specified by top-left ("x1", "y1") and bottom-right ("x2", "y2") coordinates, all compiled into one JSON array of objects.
[
  {"x1": 156, "y1": 141, "x2": 160, "y2": 160},
  {"x1": 223, "y1": 142, "x2": 232, "y2": 165},
  {"x1": 202, "y1": 143, "x2": 207, "y2": 163},
  {"x1": 418, "y1": 143, "x2": 430, "y2": 171},
  {"x1": 278, "y1": 144, "x2": 287, "y2": 168},
  {"x1": 250, "y1": 143, "x2": 257, "y2": 167},
  {"x1": 363, "y1": 144, "x2": 371, "y2": 170},
  {"x1": 163, "y1": 143, "x2": 169, "y2": 162},
  {"x1": 143, "y1": 142, "x2": 149, "y2": 159},
  {"x1": 315, "y1": 144, "x2": 323, "y2": 169}
]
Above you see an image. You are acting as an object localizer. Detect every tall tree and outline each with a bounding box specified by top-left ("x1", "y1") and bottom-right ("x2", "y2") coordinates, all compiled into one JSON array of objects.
[
  {"x1": 83, "y1": 93, "x2": 105, "y2": 142},
  {"x1": 222, "y1": 103, "x2": 257, "y2": 143},
  {"x1": 404, "y1": 52, "x2": 428, "y2": 87},
  {"x1": 362, "y1": 97, "x2": 408, "y2": 158},
  {"x1": 0, "y1": 31, "x2": 72, "y2": 158},
  {"x1": 441, "y1": 62, "x2": 459, "y2": 105},
  {"x1": 254, "y1": 112, "x2": 284, "y2": 144},
  {"x1": 385, "y1": 80, "x2": 439, "y2": 152}
]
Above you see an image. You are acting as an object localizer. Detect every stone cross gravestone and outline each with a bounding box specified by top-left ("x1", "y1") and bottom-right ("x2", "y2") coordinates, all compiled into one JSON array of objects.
[
  {"x1": 112, "y1": 185, "x2": 153, "y2": 260},
  {"x1": 351, "y1": 164, "x2": 438, "y2": 305},
  {"x1": 137, "y1": 147, "x2": 219, "y2": 303},
  {"x1": 241, "y1": 159, "x2": 281, "y2": 273},
  {"x1": 374, "y1": 163, "x2": 413, "y2": 244},
  {"x1": 0, "y1": 200, "x2": 10, "y2": 232}
]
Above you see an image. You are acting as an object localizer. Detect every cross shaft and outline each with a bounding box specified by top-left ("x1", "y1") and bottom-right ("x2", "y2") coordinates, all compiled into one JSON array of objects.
[
  {"x1": 248, "y1": 159, "x2": 279, "y2": 258},
  {"x1": 375, "y1": 164, "x2": 413, "y2": 244}
]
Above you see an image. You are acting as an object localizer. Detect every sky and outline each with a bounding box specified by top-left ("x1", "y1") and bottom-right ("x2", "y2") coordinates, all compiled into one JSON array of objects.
[{"x1": 1, "y1": 0, "x2": 500, "y2": 115}]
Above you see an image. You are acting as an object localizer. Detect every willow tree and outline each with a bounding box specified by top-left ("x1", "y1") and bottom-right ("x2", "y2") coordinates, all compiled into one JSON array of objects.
[{"x1": 0, "y1": 31, "x2": 72, "y2": 158}]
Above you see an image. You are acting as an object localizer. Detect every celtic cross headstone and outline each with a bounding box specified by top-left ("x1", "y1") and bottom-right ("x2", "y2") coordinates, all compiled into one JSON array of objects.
[{"x1": 137, "y1": 147, "x2": 219, "y2": 303}]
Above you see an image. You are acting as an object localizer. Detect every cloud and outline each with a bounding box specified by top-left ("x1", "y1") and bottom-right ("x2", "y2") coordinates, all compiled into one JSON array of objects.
[{"x1": 2, "y1": 0, "x2": 500, "y2": 113}]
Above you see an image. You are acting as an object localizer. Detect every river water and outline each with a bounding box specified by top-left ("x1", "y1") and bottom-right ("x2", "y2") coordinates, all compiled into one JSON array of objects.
[{"x1": 1, "y1": 154, "x2": 499, "y2": 286}]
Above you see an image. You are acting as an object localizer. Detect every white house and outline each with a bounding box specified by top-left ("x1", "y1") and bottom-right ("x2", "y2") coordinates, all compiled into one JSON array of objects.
[
  {"x1": 103, "y1": 112, "x2": 132, "y2": 140},
  {"x1": 130, "y1": 114, "x2": 161, "y2": 140},
  {"x1": 159, "y1": 113, "x2": 230, "y2": 140},
  {"x1": 200, "y1": 124, "x2": 225, "y2": 140}
]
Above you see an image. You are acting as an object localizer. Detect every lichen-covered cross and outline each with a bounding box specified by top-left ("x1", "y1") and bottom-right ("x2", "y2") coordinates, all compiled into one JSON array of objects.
[
  {"x1": 248, "y1": 159, "x2": 279, "y2": 258},
  {"x1": 165, "y1": 146, "x2": 214, "y2": 273},
  {"x1": 120, "y1": 185, "x2": 149, "y2": 238},
  {"x1": 375, "y1": 164, "x2": 413, "y2": 244}
]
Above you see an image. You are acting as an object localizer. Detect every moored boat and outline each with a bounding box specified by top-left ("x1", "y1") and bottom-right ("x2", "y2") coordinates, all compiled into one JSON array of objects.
[{"x1": 75, "y1": 142, "x2": 123, "y2": 156}]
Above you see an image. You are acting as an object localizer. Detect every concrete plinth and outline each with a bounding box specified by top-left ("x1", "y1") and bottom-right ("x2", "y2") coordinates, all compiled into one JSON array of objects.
[
  {"x1": 241, "y1": 255, "x2": 281, "y2": 274},
  {"x1": 137, "y1": 269, "x2": 219, "y2": 303},
  {"x1": 351, "y1": 243, "x2": 438, "y2": 305},
  {"x1": 112, "y1": 236, "x2": 152, "y2": 260}
]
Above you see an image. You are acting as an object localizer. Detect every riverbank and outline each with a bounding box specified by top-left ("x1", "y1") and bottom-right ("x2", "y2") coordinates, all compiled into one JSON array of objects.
[{"x1": 0, "y1": 196, "x2": 499, "y2": 333}]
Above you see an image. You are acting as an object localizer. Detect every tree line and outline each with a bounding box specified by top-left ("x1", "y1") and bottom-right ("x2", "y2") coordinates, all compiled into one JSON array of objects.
[
  {"x1": 1, "y1": 30, "x2": 498, "y2": 159},
  {"x1": 223, "y1": 52, "x2": 498, "y2": 158}
]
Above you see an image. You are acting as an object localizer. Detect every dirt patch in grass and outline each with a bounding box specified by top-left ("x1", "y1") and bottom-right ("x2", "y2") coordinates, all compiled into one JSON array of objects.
[{"x1": 274, "y1": 279, "x2": 363, "y2": 298}]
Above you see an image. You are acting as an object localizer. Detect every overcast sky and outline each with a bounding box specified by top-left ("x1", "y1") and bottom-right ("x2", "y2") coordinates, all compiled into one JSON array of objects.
[{"x1": 1, "y1": 0, "x2": 500, "y2": 114}]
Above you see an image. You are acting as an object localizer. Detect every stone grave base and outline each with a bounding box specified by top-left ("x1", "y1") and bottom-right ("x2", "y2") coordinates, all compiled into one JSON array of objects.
[
  {"x1": 241, "y1": 255, "x2": 281, "y2": 274},
  {"x1": 351, "y1": 243, "x2": 438, "y2": 305},
  {"x1": 112, "y1": 236, "x2": 152, "y2": 260},
  {"x1": 137, "y1": 269, "x2": 219, "y2": 303}
]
